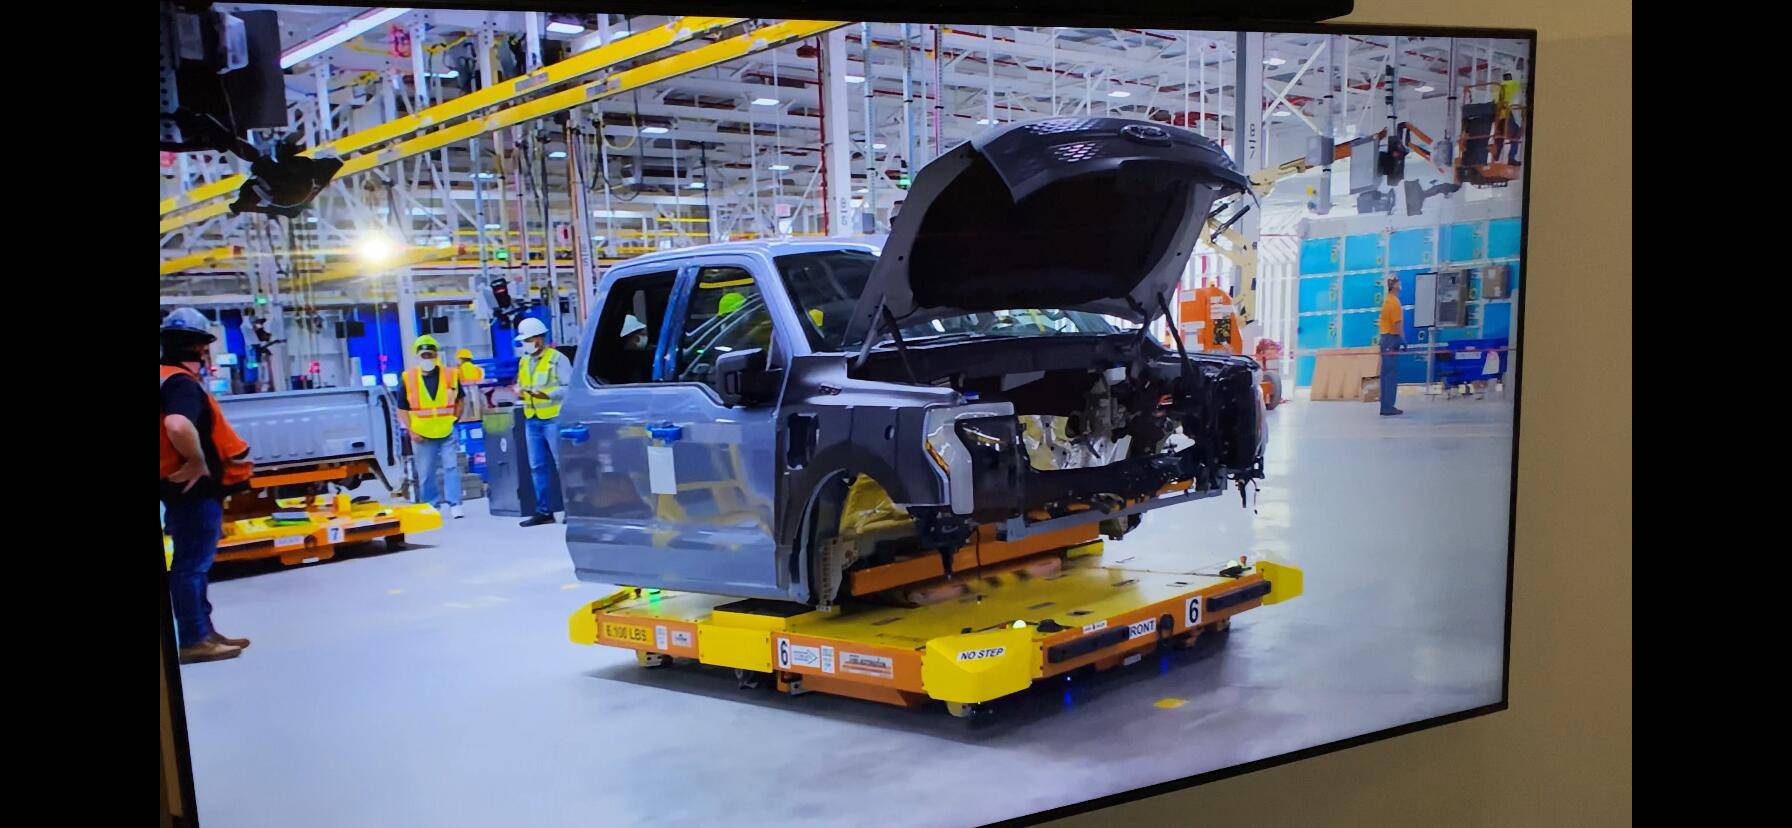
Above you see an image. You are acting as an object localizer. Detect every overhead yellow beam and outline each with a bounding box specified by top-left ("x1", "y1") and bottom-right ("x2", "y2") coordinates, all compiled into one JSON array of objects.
[
  {"x1": 159, "y1": 20, "x2": 844, "y2": 237},
  {"x1": 307, "y1": 244, "x2": 458, "y2": 284},
  {"x1": 159, "y1": 16, "x2": 745, "y2": 217},
  {"x1": 160, "y1": 245, "x2": 243, "y2": 276}
]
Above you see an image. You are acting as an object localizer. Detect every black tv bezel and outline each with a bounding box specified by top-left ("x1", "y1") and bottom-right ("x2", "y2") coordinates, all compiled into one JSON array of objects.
[{"x1": 160, "y1": 6, "x2": 1535, "y2": 826}]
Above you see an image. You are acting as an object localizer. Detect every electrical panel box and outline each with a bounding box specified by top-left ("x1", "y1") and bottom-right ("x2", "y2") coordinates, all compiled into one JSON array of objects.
[
  {"x1": 1414, "y1": 272, "x2": 1437, "y2": 328},
  {"x1": 1435, "y1": 270, "x2": 1468, "y2": 327},
  {"x1": 1348, "y1": 137, "x2": 1379, "y2": 194},
  {"x1": 1482, "y1": 263, "x2": 1511, "y2": 299}
]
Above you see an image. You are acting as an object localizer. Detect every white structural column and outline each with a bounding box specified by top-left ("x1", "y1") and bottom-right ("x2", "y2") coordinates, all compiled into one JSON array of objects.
[
  {"x1": 381, "y1": 72, "x2": 420, "y2": 373},
  {"x1": 1232, "y1": 31, "x2": 1265, "y2": 322},
  {"x1": 1317, "y1": 35, "x2": 1337, "y2": 215},
  {"x1": 821, "y1": 29, "x2": 854, "y2": 235}
]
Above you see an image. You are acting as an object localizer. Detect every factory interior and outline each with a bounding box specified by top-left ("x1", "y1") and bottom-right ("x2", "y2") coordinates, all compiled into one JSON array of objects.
[{"x1": 160, "y1": 8, "x2": 1527, "y2": 827}]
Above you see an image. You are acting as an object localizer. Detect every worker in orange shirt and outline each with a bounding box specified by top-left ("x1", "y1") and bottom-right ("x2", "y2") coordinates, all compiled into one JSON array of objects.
[{"x1": 1378, "y1": 275, "x2": 1405, "y2": 416}]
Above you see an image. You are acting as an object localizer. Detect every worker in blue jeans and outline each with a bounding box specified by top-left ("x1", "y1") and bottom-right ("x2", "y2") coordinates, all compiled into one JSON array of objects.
[
  {"x1": 159, "y1": 308, "x2": 254, "y2": 664},
  {"x1": 399, "y1": 335, "x2": 466, "y2": 519},
  {"x1": 1378, "y1": 275, "x2": 1406, "y2": 416},
  {"x1": 514, "y1": 317, "x2": 572, "y2": 526}
]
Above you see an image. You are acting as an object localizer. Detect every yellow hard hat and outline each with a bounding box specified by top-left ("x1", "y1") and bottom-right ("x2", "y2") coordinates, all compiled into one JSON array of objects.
[
  {"x1": 455, "y1": 348, "x2": 474, "y2": 360},
  {"x1": 413, "y1": 334, "x2": 441, "y2": 352},
  {"x1": 717, "y1": 292, "x2": 746, "y2": 315}
]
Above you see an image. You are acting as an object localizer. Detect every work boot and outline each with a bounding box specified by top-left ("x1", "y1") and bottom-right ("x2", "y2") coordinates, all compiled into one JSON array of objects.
[
  {"x1": 519, "y1": 513, "x2": 555, "y2": 527},
  {"x1": 451, "y1": 504, "x2": 465, "y2": 519},
  {"x1": 207, "y1": 631, "x2": 251, "y2": 649},
  {"x1": 178, "y1": 639, "x2": 243, "y2": 664},
  {"x1": 1380, "y1": 408, "x2": 1405, "y2": 416}
]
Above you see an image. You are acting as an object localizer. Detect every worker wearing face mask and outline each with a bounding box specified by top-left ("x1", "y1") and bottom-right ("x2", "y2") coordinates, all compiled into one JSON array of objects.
[
  {"x1": 160, "y1": 307, "x2": 255, "y2": 664},
  {"x1": 400, "y1": 335, "x2": 465, "y2": 519},
  {"x1": 514, "y1": 317, "x2": 572, "y2": 527}
]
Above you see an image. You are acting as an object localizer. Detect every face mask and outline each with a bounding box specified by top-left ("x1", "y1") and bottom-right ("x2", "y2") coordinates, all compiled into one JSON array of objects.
[
  {"x1": 526, "y1": 340, "x2": 542, "y2": 355},
  {"x1": 419, "y1": 355, "x2": 438, "y2": 369}
]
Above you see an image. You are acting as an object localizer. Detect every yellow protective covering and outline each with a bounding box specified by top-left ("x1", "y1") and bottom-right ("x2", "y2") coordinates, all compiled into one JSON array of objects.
[{"x1": 837, "y1": 474, "x2": 913, "y2": 538}]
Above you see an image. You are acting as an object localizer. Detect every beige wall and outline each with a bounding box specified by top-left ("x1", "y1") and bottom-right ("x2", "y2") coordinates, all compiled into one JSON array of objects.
[{"x1": 1052, "y1": 2, "x2": 1632, "y2": 825}]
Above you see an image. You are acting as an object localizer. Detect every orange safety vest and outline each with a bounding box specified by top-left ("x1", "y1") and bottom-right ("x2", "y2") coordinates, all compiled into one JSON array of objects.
[
  {"x1": 159, "y1": 365, "x2": 254, "y2": 488},
  {"x1": 404, "y1": 365, "x2": 461, "y2": 439}
]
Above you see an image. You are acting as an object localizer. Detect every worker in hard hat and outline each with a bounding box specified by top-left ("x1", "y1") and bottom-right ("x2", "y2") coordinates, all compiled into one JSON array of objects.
[
  {"x1": 614, "y1": 314, "x2": 654, "y2": 384},
  {"x1": 1378, "y1": 275, "x2": 1406, "y2": 417},
  {"x1": 514, "y1": 316, "x2": 572, "y2": 527},
  {"x1": 455, "y1": 347, "x2": 488, "y2": 418},
  {"x1": 159, "y1": 307, "x2": 255, "y2": 664},
  {"x1": 1492, "y1": 72, "x2": 1523, "y2": 165},
  {"x1": 400, "y1": 335, "x2": 465, "y2": 519}
]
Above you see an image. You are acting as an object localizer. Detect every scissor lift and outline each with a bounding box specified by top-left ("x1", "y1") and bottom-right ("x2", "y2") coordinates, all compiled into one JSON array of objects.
[{"x1": 569, "y1": 530, "x2": 1302, "y2": 717}]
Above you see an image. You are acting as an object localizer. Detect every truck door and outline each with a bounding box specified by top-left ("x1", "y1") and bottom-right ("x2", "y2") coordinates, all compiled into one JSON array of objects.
[{"x1": 560, "y1": 257, "x2": 793, "y2": 600}]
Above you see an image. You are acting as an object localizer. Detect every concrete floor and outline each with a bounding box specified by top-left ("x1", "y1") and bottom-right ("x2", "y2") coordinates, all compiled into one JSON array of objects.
[{"x1": 179, "y1": 392, "x2": 1512, "y2": 828}]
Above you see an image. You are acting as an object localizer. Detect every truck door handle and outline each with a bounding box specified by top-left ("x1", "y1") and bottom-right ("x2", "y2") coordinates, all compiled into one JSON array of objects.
[{"x1": 561, "y1": 424, "x2": 591, "y2": 444}]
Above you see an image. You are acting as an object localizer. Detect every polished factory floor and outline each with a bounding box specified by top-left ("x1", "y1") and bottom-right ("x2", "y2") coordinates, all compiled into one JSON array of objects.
[{"x1": 178, "y1": 391, "x2": 1513, "y2": 828}]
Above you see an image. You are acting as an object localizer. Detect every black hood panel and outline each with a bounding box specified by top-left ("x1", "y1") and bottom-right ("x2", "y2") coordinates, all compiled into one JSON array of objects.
[{"x1": 848, "y1": 118, "x2": 1249, "y2": 343}]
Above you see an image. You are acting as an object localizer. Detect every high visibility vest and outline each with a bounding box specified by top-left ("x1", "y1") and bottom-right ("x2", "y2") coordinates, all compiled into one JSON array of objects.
[
  {"x1": 404, "y1": 366, "x2": 461, "y2": 439},
  {"x1": 159, "y1": 365, "x2": 254, "y2": 488},
  {"x1": 459, "y1": 361, "x2": 486, "y2": 384},
  {"x1": 518, "y1": 351, "x2": 562, "y2": 420}
]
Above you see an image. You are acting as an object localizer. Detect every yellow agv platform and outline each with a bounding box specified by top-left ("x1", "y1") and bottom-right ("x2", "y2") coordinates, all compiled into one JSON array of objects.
[{"x1": 570, "y1": 541, "x2": 1301, "y2": 717}]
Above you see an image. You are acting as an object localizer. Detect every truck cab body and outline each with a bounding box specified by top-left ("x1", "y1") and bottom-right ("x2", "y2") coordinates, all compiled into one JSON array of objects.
[{"x1": 560, "y1": 118, "x2": 1266, "y2": 606}]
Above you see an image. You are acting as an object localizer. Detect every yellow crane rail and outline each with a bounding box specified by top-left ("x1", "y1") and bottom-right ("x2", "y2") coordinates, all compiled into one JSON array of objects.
[
  {"x1": 159, "y1": 16, "x2": 744, "y2": 218},
  {"x1": 159, "y1": 19, "x2": 845, "y2": 237},
  {"x1": 160, "y1": 245, "x2": 243, "y2": 276}
]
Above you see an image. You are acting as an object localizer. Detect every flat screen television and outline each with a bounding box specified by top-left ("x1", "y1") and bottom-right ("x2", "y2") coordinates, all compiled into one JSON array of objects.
[{"x1": 159, "y1": 5, "x2": 1532, "y2": 825}]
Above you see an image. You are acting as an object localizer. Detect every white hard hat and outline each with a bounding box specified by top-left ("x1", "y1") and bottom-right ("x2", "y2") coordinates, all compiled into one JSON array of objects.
[
  {"x1": 619, "y1": 314, "x2": 647, "y2": 338},
  {"x1": 514, "y1": 317, "x2": 549, "y2": 342}
]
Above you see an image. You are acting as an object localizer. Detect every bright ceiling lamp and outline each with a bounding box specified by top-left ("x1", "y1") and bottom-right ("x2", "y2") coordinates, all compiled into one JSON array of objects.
[
  {"x1": 845, "y1": 74, "x2": 865, "y2": 84},
  {"x1": 872, "y1": 142, "x2": 887, "y2": 149},
  {"x1": 641, "y1": 126, "x2": 670, "y2": 134},
  {"x1": 548, "y1": 150, "x2": 568, "y2": 158},
  {"x1": 1107, "y1": 89, "x2": 1131, "y2": 98},
  {"x1": 688, "y1": 181, "x2": 706, "y2": 189},
  {"x1": 280, "y1": 8, "x2": 412, "y2": 69},
  {"x1": 752, "y1": 97, "x2": 781, "y2": 106},
  {"x1": 1265, "y1": 56, "x2": 1287, "y2": 67},
  {"x1": 356, "y1": 232, "x2": 399, "y2": 264},
  {"x1": 1416, "y1": 84, "x2": 1435, "y2": 93},
  {"x1": 976, "y1": 118, "x2": 994, "y2": 124},
  {"x1": 769, "y1": 163, "x2": 792, "y2": 171},
  {"x1": 546, "y1": 18, "x2": 585, "y2": 36}
]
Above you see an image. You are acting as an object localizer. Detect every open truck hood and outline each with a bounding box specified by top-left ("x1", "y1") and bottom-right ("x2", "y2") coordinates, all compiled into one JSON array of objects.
[{"x1": 845, "y1": 117, "x2": 1249, "y2": 345}]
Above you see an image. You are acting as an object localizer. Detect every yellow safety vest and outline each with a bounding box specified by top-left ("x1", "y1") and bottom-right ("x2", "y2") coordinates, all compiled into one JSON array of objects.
[
  {"x1": 518, "y1": 351, "x2": 562, "y2": 420},
  {"x1": 459, "y1": 361, "x2": 485, "y2": 384},
  {"x1": 404, "y1": 366, "x2": 460, "y2": 439}
]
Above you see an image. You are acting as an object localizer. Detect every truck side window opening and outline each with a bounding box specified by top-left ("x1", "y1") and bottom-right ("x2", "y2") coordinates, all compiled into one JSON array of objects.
[
  {"x1": 588, "y1": 270, "x2": 678, "y2": 385},
  {"x1": 676, "y1": 267, "x2": 776, "y2": 391}
]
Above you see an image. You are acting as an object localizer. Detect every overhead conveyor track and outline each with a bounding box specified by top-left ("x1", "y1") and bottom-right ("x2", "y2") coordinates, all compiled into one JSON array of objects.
[{"x1": 158, "y1": 15, "x2": 749, "y2": 222}]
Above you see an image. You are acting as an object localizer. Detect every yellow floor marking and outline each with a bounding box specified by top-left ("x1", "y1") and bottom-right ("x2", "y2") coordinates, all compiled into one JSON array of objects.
[{"x1": 1154, "y1": 698, "x2": 1187, "y2": 710}]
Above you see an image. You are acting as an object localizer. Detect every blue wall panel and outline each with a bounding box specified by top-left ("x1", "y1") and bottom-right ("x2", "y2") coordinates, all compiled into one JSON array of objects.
[
  {"x1": 1297, "y1": 315, "x2": 1338, "y2": 351},
  {"x1": 1445, "y1": 222, "x2": 1485, "y2": 263},
  {"x1": 1482, "y1": 301, "x2": 1513, "y2": 340},
  {"x1": 1487, "y1": 217, "x2": 1522, "y2": 259},
  {"x1": 1388, "y1": 228, "x2": 1434, "y2": 268},
  {"x1": 1298, "y1": 276, "x2": 1339, "y2": 313},
  {"x1": 1343, "y1": 233, "x2": 1384, "y2": 271},
  {"x1": 1342, "y1": 273, "x2": 1385, "y2": 310},
  {"x1": 1295, "y1": 354, "x2": 1317, "y2": 387},
  {"x1": 1299, "y1": 237, "x2": 1341, "y2": 275},
  {"x1": 1340, "y1": 310, "x2": 1381, "y2": 347}
]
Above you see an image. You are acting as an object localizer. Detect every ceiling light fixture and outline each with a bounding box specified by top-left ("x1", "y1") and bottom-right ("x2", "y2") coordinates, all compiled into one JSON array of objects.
[
  {"x1": 545, "y1": 19, "x2": 585, "y2": 36},
  {"x1": 752, "y1": 97, "x2": 781, "y2": 106},
  {"x1": 1107, "y1": 90, "x2": 1131, "y2": 98},
  {"x1": 279, "y1": 7, "x2": 412, "y2": 69},
  {"x1": 641, "y1": 126, "x2": 670, "y2": 134}
]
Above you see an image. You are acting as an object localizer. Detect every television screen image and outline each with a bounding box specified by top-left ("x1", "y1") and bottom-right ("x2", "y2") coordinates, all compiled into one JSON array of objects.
[{"x1": 159, "y1": 7, "x2": 1532, "y2": 826}]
